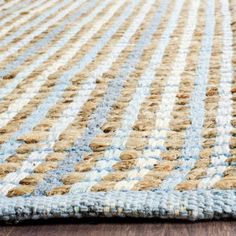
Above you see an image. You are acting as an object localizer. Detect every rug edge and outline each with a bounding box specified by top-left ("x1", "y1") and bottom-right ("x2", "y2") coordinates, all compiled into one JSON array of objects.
[{"x1": 0, "y1": 190, "x2": 235, "y2": 222}]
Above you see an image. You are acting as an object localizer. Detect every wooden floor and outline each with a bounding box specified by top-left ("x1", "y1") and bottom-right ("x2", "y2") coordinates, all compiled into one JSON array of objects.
[{"x1": 0, "y1": 218, "x2": 235, "y2": 236}]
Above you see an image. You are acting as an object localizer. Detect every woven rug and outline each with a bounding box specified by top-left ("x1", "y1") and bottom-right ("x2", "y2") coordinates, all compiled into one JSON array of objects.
[{"x1": 0, "y1": 0, "x2": 235, "y2": 222}]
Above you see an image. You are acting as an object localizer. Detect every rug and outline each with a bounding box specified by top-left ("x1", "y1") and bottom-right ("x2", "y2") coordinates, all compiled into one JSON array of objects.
[{"x1": 0, "y1": 0, "x2": 235, "y2": 222}]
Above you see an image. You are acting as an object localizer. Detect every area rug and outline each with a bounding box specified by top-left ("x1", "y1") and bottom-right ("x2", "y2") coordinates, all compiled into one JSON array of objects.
[{"x1": 0, "y1": 0, "x2": 235, "y2": 222}]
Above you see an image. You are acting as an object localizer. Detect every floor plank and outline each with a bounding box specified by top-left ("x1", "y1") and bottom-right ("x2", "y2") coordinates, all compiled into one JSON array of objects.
[{"x1": 0, "y1": 219, "x2": 235, "y2": 236}]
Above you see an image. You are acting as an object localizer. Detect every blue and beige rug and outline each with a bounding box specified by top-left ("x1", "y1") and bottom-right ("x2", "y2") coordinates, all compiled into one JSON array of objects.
[{"x1": 0, "y1": 0, "x2": 235, "y2": 222}]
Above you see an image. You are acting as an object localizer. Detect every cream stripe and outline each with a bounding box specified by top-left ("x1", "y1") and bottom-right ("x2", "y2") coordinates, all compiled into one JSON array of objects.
[
  {"x1": 0, "y1": 0, "x2": 143, "y2": 196},
  {"x1": 0, "y1": 0, "x2": 118, "y2": 130},
  {"x1": 199, "y1": 0, "x2": 233, "y2": 189},
  {"x1": 113, "y1": 0, "x2": 200, "y2": 190},
  {"x1": 0, "y1": 0, "x2": 80, "y2": 62},
  {"x1": 0, "y1": 0, "x2": 47, "y2": 29},
  {"x1": 69, "y1": 0, "x2": 185, "y2": 194},
  {"x1": 0, "y1": 0, "x2": 57, "y2": 39}
]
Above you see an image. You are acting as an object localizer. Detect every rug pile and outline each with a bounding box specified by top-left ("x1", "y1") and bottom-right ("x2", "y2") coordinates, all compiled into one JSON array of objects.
[{"x1": 0, "y1": 0, "x2": 235, "y2": 222}]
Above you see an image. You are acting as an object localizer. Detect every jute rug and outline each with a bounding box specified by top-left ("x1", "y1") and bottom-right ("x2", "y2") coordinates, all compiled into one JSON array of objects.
[{"x1": 0, "y1": 0, "x2": 235, "y2": 222}]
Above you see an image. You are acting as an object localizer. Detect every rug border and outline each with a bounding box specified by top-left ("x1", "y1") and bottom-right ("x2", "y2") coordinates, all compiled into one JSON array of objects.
[{"x1": 0, "y1": 190, "x2": 235, "y2": 222}]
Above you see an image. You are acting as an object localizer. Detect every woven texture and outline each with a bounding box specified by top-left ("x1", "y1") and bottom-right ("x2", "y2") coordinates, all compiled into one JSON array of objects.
[{"x1": 0, "y1": 0, "x2": 235, "y2": 222}]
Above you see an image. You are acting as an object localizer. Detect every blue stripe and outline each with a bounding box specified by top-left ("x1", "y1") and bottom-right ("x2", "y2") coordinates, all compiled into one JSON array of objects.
[
  {"x1": 159, "y1": 0, "x2": 215, "y2": 190},
  {"x1": 33, "y1": 0, "x2": 170, "y2": 196}
]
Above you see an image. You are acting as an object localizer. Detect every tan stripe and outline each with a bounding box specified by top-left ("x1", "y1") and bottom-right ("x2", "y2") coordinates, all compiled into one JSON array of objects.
[
  {"x1": 213, "y1": 0, "x2": 236, "y2": 190},
  {"x1": 130, "y1": 0, "x2": 207, "y2": 191}
]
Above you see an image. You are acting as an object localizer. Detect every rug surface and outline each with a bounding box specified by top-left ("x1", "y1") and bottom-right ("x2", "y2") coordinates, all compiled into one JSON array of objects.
[{"x1": 0, "y1": 0, "x2": 235, "y2": 222}]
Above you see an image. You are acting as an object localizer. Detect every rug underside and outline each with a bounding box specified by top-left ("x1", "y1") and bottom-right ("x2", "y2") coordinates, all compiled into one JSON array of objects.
[{"x1": 0, "y1": 0, "x2": 235, "y2": 222}]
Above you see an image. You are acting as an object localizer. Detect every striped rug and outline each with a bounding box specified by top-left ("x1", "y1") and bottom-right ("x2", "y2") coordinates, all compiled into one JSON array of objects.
[{"x1": 0, "y1": 0, "x2": 235, "y2": 222}]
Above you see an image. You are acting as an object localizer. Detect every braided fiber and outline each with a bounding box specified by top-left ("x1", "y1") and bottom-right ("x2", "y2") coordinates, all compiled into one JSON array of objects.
[{"x1": 0, "y1": 0, "x2": 235, "y2": 222}]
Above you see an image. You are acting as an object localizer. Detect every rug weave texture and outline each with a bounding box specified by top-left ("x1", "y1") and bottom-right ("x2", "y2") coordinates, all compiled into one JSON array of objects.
[{"x1": 0, "y1": 0, "x2": 236, "y2": 222}]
